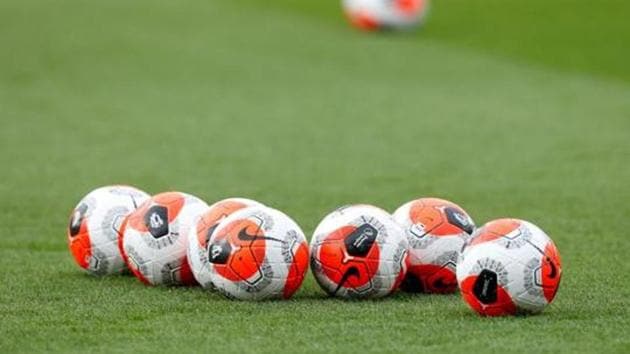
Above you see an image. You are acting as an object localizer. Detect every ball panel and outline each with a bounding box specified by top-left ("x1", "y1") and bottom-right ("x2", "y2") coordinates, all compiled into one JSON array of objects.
[
  {"x1": 403, "y1": 263, "x2": 457, "y2": 293},
  {"x1": 121, "y1": 234, "x2": 152, "y2": 285},
  {"x1": 68, "y1": 200, "x2": 92, "y2": 270},
  {"x1": 520, "y1": 220, "x2": 557, "y2": 252},
  {"x1": 179, "y1": 255, "x2": 197, "y2": 285},
  {"x1": 283, "y1": 241, "x2": 309, "y2": 299},
  {"x1": 468, "y1": 219, "x2": 521, "y2": 247},
  {"x1": 391, "y1": 253, "x2": 410, "y2": 292},
  {"x1": 211, "y1": 219, "x2": 269, "y2": 282},
  {"x1": 126, "y1": 192, "x2": 185, "y2": 233},
  {"x1": 197, "y1": 198, "x2": 261, "y2": 248},
  {"x1": 68, "y1": 222, "x2": 92, "y2": 271},
  {"x1": 406, "y1": 198, "x2": 474, "y2": 236},
  {"x1": 117, "y1": 216, "x2": 130, "y2": 271},
  {"x1": 460, "y1": 273, "x2": 517, "y2": 316},
  {"x1": 319, "y1": 226, "x2": 381, "y2": 290},
  {"x1": 542, "y1": 241, "x2": 562, "y2": 303}
]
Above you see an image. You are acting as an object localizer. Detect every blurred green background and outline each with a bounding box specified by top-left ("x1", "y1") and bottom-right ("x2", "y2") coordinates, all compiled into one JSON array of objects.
[{"x1": 1, "y1": 0, "x2": 629, "y2": 352}]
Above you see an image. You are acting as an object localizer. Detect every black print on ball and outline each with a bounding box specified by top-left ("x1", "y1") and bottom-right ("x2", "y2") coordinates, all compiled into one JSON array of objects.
[
  {"x1": 69, "y1": 203, "x2": 89, "y2": 237},
  {"x1": 333, "y1": 266, "x2": 360, "y2": 295},
  {"x1": 144, "y1": 205, "x2": 169, "y2": 239},
  {"x1": 208, "y1": 242, "x2": 231, "y2": 264},
  {"x1": 473, "y1": 269, "x2": 498, "y2": 304},
  {"x1": 445, "y1": 207, "x2": 474, "y2": 234},
  {"x1": 345, "y1": 224, "x2": 378, "y2": 257}
]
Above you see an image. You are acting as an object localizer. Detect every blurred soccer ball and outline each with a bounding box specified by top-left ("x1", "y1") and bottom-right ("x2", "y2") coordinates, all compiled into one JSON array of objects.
[
  {"x1": 187, "y1": 197, "x2": 264, "y2": 289},
  {"x1": 206, "y1": 206, "x2": 309, "y2": 300},
  {"x1": 310, "y1": 205, "x2": 409, "y2": 299},
  {"x1": 342, "y1": 0, "x2": 429, "y2": 31},
  {"x1": 393, "y1": 198, "x2": 475, "y2": 293},
  {"x1": 120, "y1": 192, "x2": 208, "y2": 286},
  {"x1": 457, "y1": 219, "x2": 562, "y2": 316},
  {"x1": 67, "y1": 185, "x2": 149, "y2": 276}
]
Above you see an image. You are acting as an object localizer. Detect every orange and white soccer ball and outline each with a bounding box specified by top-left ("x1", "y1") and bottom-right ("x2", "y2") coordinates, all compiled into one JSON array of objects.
[
  {"x1": 342, "y1": 0, "x2": 429, "y2": 31},
  {"x1": 457, "y1": 219, "x2": 562, "y2": 316},
  {"x1": 120, "y1": 192, "x2": 209, "y2": 286},
  {"x1": 310, "y1": 205, "x2": 409, "y2": 299},
  {"x1": 205, "y1": 205, "x2": 309, "y2": 300},
  {"x1": 187, "y1": 197, "x2": 264, "y2": 289},
  {"x1": 393, "y1": 198, "x2": 475, "y2": 293},
  {"x1": 67, "y1": 185, "x2": 150, "y2": 276}
]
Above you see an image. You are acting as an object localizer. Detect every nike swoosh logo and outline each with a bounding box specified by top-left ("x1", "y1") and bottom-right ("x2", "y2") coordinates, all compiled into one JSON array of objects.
[
  {"x1": 332, "y1": 267, "x2": 360, "y2": 295},
  {"x1": 547, "y1": 258, "x2": 557, "y2": 279},
  {"x1": 237, "y1": 226, "x2": 283, "y2": 243}
]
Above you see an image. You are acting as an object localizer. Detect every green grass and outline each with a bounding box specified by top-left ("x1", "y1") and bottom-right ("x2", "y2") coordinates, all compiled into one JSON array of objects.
[{"x1": 1, "y1": 0, "x2": 629, "y2": 352}]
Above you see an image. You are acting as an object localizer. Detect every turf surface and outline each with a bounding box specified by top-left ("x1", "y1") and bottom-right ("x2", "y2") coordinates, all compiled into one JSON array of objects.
[{"x1": 1, "y1": 0, "x2": 629, "y2": 352}]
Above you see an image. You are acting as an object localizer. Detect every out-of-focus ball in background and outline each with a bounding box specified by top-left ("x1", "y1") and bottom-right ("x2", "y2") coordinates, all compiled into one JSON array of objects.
[{"x1": 342, "y1": 0, "x2": 430, "y2": 31}]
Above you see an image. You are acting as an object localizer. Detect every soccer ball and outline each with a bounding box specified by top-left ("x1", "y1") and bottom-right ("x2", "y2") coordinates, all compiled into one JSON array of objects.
[
  {"x1": 393, "y1": 198, "x2": 475, "y2": 293},
  {"x1": 457, "y1": 219, "x2": 562, "y2": 316},
  {"x1": 342, "y1": 0, "x2": 429, "y2": 31},
  {"x1": 310, "y1": 204, "x2": 409, "y2": 299},
  {"x1": 120, "y1": 191, "x2": 209, "y2": 286},
  {"x1": 187, "y1": 197, "x2": 264, "y2": 289},
  {"x1": 205, "y1": 205, "x2": 309, "y2": 300},
  {"x1": 67, "y1": 185, "x2": 150, "y2": 276}
]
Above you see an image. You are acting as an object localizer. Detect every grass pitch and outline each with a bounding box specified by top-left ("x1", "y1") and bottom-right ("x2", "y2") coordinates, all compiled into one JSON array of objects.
[{"x1": 1, "y1": 0, "x2": 629, "y2": 352}]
